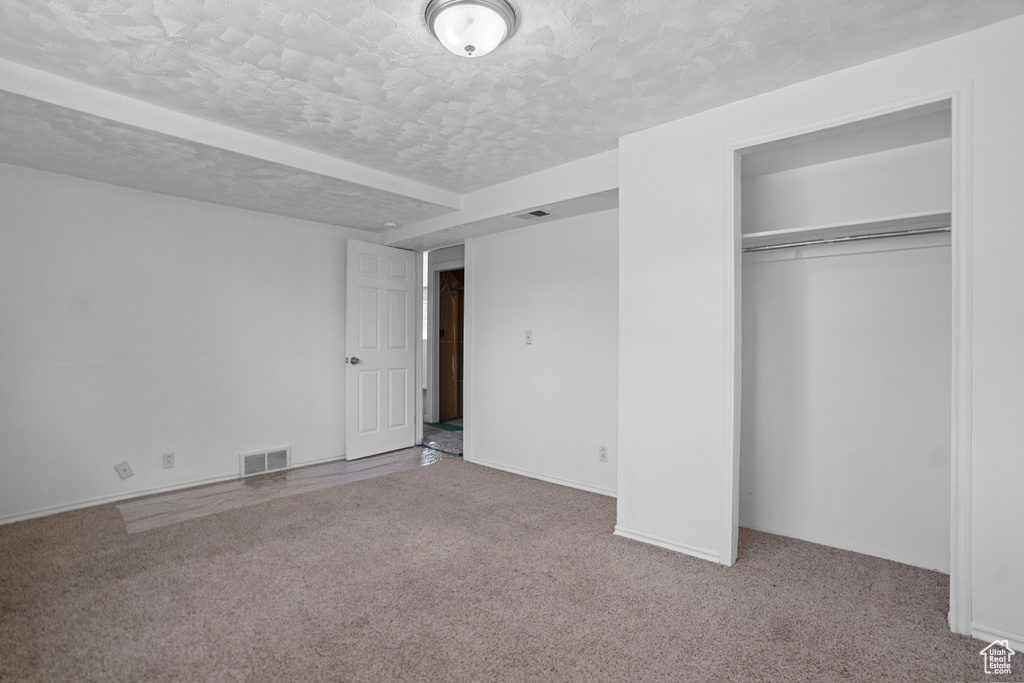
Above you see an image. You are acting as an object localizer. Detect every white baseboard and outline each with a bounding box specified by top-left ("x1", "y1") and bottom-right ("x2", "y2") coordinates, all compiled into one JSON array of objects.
[
  {"x1": 972, "y1": 623, "x2": 1024, "y2": 652},
  {"x1": 613, "y1": 525, "x2": 722, "y2": 564},
  {"x1": 292, "y1": 452, "x2": 346, "y2": 468},
  {"x1": 0, "y1": 471, "x2": 238, "y2": 526},
  {"x1": 469, "y1": 457, "x2": 616, "y2": 498},
  {"x1": 0, "y1": 452, "x2": 349, "y2": 527}
]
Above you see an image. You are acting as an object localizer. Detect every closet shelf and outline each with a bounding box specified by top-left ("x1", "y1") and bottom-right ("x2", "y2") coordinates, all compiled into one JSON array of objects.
[{"x1": 741, "y1": 210, "x2": 951, "y2": 250}]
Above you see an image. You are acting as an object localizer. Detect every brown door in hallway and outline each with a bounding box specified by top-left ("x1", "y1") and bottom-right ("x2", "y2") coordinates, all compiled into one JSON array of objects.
[{"x1": 438, "y1": 268, "x2": 464, "y2": 422}]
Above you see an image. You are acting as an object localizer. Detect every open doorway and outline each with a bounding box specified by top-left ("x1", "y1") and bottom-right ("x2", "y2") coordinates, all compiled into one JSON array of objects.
[{"x1": 424, "y1": 245, "x2": 465, "y2": 456}]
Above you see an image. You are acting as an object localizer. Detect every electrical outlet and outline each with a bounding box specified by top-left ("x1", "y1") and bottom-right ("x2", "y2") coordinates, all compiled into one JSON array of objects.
[
  {"x1": 114, "y1": 461, "x2": 134, "y2": 480},
  {"x1": 598, "y1": 445, "x2": 608, "y2": 462},
  {"x1": 525, "y1": 329, "x2": 533, "y2": 345},
  {"x1": 162, "y1": 452, "x2": 175, "y2": 469}
]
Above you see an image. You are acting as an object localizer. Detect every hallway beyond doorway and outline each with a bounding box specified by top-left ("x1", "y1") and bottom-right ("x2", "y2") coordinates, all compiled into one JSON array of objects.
[{"x1": 423, "y1": 419, "x2": 463, "y2": 457}]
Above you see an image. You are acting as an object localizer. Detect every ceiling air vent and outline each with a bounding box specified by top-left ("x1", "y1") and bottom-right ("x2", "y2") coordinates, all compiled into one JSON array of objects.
[
  {"x1": 239, "y1": 447, "x2": 291, "y2": 477},
  {"x1": 515, "y1": 209, "x2": 552, "y2": 220}
]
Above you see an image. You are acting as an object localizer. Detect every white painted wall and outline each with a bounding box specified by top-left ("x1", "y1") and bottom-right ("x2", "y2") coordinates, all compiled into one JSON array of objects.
[
  {"x1": 618, "y1": 14, "x2": 1024, "y2": 644},
  {"x1": 465, "y1": 210, "x2": 618, "y2": 496},
  {"x1": 740, "y1": 242, "x2": 951, "y2": 572},
  {"x1": 0, "y1": 163, "x2": 373, "y2": 522},
  {"x1": 429, "y1": 245, "x2": 467, "y2": 265},
  {"x1": 741, "y1": 139, "x2": 951, "y2": 234}
]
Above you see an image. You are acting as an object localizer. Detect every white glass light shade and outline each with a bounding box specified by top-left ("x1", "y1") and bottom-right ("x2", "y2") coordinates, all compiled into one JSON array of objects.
[{"x1": 425, "y1": 0, "x2": 516, "y2": 58}]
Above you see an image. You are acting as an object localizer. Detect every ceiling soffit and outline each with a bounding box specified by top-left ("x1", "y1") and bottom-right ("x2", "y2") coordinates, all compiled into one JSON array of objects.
[
  {"x1": 388, "y1": 189, "x2": 620, "y2": 251},
  {"x1": 0, "y1": 90, "x2": 453, "y2": 230}
]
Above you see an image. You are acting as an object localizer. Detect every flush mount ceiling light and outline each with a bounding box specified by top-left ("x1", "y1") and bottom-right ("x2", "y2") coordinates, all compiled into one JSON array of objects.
[{"x1": 425, "y1": 0, "x2": 517, "y2": 58}]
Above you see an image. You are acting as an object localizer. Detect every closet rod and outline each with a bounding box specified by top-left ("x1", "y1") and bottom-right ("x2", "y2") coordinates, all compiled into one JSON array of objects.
[{"x1": 742, "y1": 225, "x2": 950, "y2": 253}]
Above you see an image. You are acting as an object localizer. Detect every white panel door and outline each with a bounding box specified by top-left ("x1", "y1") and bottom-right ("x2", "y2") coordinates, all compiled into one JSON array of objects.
[{"x1": 346, "y1": 240, "x2": 417, "y2": 460}]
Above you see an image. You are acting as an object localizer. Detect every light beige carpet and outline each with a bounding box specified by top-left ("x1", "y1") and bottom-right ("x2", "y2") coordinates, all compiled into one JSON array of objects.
[
  {"x1": 0, "y1": 457, "x2": 1015, "y2": 682},
  {"x1": 117, "y1": 447, "x2": 443, "y2": 534}
]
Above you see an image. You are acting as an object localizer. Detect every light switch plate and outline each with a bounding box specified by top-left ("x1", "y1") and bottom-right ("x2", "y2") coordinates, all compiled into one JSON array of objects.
[{"x1": 525, "y1": 330, "x2": 533, "y2": 345}]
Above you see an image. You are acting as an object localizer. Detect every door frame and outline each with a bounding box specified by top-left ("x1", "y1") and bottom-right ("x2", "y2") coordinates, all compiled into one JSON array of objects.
[
  {"x1": 723, "y1": 83, "x2": 974, "y2": 636},
  {"x1": 426, "y1": 253, "x2": 466, "y2": 424}
]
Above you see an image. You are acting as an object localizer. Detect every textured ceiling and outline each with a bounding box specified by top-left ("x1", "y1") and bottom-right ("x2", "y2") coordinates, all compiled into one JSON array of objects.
[
  {"x1": 0, "y1": 90, "x2": 452, "y2": 230},
  {"x1": 1, "y1": 0, "x2": 1023, "y2": 230}
]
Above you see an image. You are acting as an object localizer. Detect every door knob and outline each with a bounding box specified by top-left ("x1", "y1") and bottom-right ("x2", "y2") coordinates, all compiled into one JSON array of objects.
[{"x1": 348, "y1": 357, "x2": 361, "y2": 365}]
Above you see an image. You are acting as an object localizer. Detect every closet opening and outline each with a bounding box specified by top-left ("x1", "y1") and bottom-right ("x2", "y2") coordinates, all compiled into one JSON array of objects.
[{"x1": 734, "y1": 100, "x2": 954, "y2": 575}]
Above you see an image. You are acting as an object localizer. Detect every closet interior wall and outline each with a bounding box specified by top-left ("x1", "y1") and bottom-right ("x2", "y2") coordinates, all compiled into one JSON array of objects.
[{"x1": 738, "y1": 104, "x2": 953, "y2": 572}]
